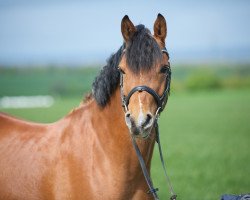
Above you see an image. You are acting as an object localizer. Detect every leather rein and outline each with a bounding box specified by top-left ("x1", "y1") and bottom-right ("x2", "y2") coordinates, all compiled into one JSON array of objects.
[{"x1": 118, "y1": 47, "x2": 177, "y2": 200}]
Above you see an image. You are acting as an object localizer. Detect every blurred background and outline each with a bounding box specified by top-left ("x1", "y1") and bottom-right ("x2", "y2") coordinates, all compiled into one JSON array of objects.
[{"x1": 0, "y1": 0, "x2": 249, "y2": 199}]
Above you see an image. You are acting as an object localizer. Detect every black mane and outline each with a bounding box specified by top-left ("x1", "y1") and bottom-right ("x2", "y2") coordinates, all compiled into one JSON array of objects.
[
  {"x1": 92, "y1": 25, "x2": 162, "y2": 107},
  {"x1": 92, "y1": 45, "x2": 123, "y2": 107}
]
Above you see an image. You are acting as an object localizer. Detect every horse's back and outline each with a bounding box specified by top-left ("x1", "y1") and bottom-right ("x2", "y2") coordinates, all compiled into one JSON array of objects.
[
  {"x1": 0, "y1": 112, "x2": 55, "y2": 200},
  {"x1": 0, "y1": 112, "x2": 45, "y2": 133}
]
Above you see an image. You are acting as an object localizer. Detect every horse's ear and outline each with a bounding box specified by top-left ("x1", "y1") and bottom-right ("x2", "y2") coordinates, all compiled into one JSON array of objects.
[
  {"x1": 154, "y1": 13, "x2": 167, "y2": 44},
  {"x1": 121, "y1": 15, "x2": 136, "y2": 43}
]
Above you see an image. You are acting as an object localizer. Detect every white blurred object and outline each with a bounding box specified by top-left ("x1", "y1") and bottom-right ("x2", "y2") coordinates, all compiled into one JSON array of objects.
[{"x1": 0, "y1": 96, "x2": 54, "y2": 108}]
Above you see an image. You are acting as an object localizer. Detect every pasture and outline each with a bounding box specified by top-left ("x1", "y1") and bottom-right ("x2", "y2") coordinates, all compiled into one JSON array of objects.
[{"x1": 0, "y1": 66, "x2": 250, "y2": 199}]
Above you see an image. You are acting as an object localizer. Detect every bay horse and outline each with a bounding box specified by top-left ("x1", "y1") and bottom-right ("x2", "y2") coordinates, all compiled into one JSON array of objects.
[{"x1": 0, "y1": 14, "x2": 171, "y2": 200}]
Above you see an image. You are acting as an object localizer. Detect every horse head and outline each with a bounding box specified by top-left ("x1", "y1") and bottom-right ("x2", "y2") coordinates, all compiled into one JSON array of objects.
[{"x1": 118, "y1": 14, "x2": 171, "y2": 139}]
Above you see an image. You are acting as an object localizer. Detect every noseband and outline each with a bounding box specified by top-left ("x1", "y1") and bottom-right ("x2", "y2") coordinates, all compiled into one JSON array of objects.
[
  {"x1": 119, "y1": 47, "x2": 171, "y2": 113},
  {"x1": 118, "y1": 47, "x2": 177, "y2": 200}
]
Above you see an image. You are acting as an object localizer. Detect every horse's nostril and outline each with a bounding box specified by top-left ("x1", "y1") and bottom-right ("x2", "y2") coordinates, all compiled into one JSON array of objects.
[
  {"x1": 125, "y1": 113, "x2": 130, "y2": 118},
  {"x1": 125, "y1": 112, "x2": 133, "y2": 129},
  {"x1": 146, "y1": 114, "x2": 152, "y2": 123},
  {"x1": 147, "y1": 114, "x2": 152, "y2": 120},
  {"x1": 142, "y1": 113, "x2": 153, "y2": 128}
]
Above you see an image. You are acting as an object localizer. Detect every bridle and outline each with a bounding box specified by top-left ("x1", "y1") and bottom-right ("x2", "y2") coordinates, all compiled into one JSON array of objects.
[
  {"x1": 119, "y1": 47, "x2": 171, "y2": 114},
  {"x1": 118, "y1": 47, "x2": 177, "y2": 200}
]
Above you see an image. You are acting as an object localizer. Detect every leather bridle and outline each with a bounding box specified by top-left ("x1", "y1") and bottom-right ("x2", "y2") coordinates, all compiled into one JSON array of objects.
[
  {"x1": 119, "y1": 47, "x2": 171, "y2": 114},
  {"x1": 118, "y1": 47, "x2": 177, "y2": 200}
]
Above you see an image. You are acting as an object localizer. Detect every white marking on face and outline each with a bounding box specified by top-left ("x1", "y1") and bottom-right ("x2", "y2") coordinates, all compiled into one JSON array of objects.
[
  {"x1": 138, "y1": 71, "x2": 144, "y2": 127},
  {"x1": 138, "y1": 94, "x2": 144, "y2": 127}
]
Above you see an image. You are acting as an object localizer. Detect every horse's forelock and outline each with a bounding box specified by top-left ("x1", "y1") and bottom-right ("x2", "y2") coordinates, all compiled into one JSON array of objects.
[{"x1": 126, "y1": 25, "x2": 162, "y2": 74}]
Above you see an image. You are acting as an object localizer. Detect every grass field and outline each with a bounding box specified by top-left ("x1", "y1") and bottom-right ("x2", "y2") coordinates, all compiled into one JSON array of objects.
[
  {"x1": 0, "y1": 66, "x2": 250, "y2": 199},
  {"x1": 153, "y1": 89, "x2": 250, "y2": 199}
]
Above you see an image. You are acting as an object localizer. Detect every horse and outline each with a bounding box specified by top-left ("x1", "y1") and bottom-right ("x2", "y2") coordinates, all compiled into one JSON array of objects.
[{"x1": 0, "y1": 14, "x2": 171, "y2": 200}]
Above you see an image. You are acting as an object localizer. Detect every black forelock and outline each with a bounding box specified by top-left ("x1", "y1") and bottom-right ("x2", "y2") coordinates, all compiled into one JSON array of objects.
[
  {"x1": 92, "y1": 25, "x2": 163, "y2": 107},
  {"x1": 126, "y1": 25, "x2": 162, "y2": 73}
]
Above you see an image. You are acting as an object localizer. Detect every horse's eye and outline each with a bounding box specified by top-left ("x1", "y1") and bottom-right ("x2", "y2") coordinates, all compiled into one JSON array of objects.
[
  {"x1": 118, "y1": 67, "x2": 126, "y2": 74},
  {"x1": 160, "y1": 65, "x2": 169, "y2": 74}
]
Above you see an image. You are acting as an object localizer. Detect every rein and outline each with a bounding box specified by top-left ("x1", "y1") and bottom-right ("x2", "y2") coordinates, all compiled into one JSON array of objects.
[{"x1": 118, "y1": 48, "x2": 177, "y2": 200}]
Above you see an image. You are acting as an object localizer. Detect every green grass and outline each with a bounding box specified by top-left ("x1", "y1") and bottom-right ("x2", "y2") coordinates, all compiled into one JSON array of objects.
[
  {"x1": 152, "y1": 89, "x2": 250, "y2": 199},
  {"x1": 1, "y1": 89, "x2": 250, "y2": 199}
]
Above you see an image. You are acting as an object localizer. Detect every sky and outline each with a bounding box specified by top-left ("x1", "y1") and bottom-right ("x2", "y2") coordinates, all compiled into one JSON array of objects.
[{"x1": 0, "y1": 0, "x2": 250, "y2": 66}]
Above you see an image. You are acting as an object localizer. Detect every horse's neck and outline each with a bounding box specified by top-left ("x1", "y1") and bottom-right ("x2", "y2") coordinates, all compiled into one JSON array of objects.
[{"x1": 58, "y1": 89, "x2": 155, "y2": 198}]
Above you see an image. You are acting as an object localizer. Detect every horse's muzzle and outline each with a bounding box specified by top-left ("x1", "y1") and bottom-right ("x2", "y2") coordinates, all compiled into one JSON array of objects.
[{"x1": 125, "y1": 112, "x2": 154, "y2": 138}]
